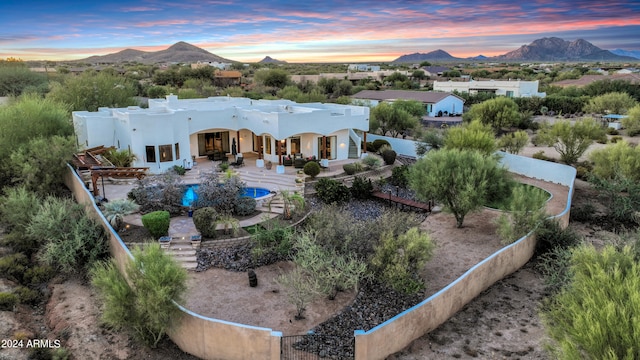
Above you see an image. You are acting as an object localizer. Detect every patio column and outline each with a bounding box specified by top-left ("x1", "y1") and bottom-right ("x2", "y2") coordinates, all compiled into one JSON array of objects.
[
  {"x1": 363, "y1": 132, "x2": 367, "y2": 153},
  {"x1": 257, "y1": 136, "x2": 263, "y2": 159},
  {"x1": 322, "y1": 136, "x2": 327, "y2": 159},
  {"x1": 278, "y1": 139, "x2": 283, "y2": 165}
]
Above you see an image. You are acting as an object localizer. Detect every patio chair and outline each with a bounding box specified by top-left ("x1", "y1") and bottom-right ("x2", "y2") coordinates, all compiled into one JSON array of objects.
[{"x1": 231, "y1": 156, "x2": 244, "y2": 167}]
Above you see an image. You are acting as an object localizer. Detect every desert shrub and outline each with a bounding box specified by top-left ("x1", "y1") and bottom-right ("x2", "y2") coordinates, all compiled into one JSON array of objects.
[
  {"x1": 314, "y1": 178, "x2": 351, "y2": 204},
  {"x1": 217, "y1": 214, "x2": 240, "y2": 236},
  {"x1": 610, "y1": 135, "x2": 623, "y2": 143},
  {"x1": 276, "y1": 267, "x2": 319, "y2": 320},
  {"x1": 532, "y1": 150, "x2": 551, "y2": 161},
  {"x1": 371, "y1": 139, "x2": 391, "y2": 153},
  {"x1": 535, "y1": 219, "x2": 583, "y2": 257},
  {"x1": 303, "y1": 161, "x2": 320, "y2": 178},
  {"x1": 293, "y1": 232, "x2": 366, "y2": 300},
  {"x1": 352, "y1": 162, "x2": 364, "y2": 172},
  {"x1": 362, "y1": 155, "x2": 382, "y2": 170},
  {"x1": 536, "y1": 246, "x2": 574, "y2": 294},
  {"x1": 101, "y1": 199, "x2": 139, "y2": 232},
  {"x1": 589, "y1": 174, "x2": 640, "y2": 228},
  {"x1": 172, "y1": 165, "x2": 186, "y2": 175},
  {"x1": 0, "y1": 292, "x2": 18, "y2": 311},
  {"x1": 234, "y1": 197, "x2": 256, "y2": 216},
  {"x1": 91, "y1": 243, "x2": 187, "y2": 348},
  {"x1": 193, "y1": 172, "x2": 245, "y2": 214},
  {"x1": 127, "y1": 171, "x2": 184, "y2": 215},
  {"x1": 0, "y1": 185, "x2": 41, "y2": 232},
  {"x1": 541, "y1": 245, "x2": 640, "y2": 360},
  {"x1": 141, "y1": 211, "x2": 170, "y2": 239},
  {"x1": 0, "y1": 253, "x2": 28, "y2": 283},
  {"x1": 1, "y1": 232, "x2": 38, "y2": 258},
  {"x1": 370, "y1": 227, "x2": 434, "y2": 294},
  {"x1": 13, "y1": 286, "x2": 41, "y2": 305},
  {"x1": 251, "y1": 218, "x2": 294, "y2": 258},
  {"x1": 606, "y1": 127, "x2": 619, "y2": 135},
  {"x1": 103, "y1": 148, "x2": 137, "y2": 167},
  {"x1": 350, "y1": 176, "x2": 373, "y2": 199},
  {"x1": 570, "y1": 203, "x2": 596, "y2": 223},
  {"x1": 38, "y1": 215, "x2": 109, "y2": 275},
  {"x1": 381, "y1": 149, "x2": 397, "y2": 165},
  {"x1": 23, "y1": 265, "x2": 55, "y2": 286},
  {"x1": 496, "y1": 185, "x2": 549, "y2": 244},
  {"x1": 390, "y1": 165, "x2": 410, "y2": 188},
  {"x1": 192, "y1": 207, "x2": 218, "y2": 238},
  {"x1": 26, "y1": 197, "x2": 85, "y2": 247},
  {"x1": 342, "y1": 163, "x2": 356, "y2": 175}
]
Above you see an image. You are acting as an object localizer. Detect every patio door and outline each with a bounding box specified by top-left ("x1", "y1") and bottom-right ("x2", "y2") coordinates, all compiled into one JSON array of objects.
[{"x1": 317, "y1": 136, "x2": 336, "y2": 160}]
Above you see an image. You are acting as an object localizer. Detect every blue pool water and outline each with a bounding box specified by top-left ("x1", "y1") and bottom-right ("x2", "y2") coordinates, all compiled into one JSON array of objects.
[{"x1": 181, "y1": 185, "x2": 271, "y2": 207}]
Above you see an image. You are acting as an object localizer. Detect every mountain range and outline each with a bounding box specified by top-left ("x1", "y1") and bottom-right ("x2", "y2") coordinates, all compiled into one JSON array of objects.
[
  {"x1": 392, "y1": 37, "x2": 638, "y2": 63},
  {"x1": 77, "y1": 41, "x2": 234, "y2": 64},
  {"x1": 75, "y1": 37, "x2": 638, "y2": 64}
]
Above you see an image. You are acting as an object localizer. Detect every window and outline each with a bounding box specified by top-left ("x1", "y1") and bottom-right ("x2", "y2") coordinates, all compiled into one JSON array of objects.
[
  {"x1": 159, "y1": 144, "x2": 173, "y2": 162},
  {"x1": 145, "y1": 146, "x2": 156, "y2": 163},
  {"x1": 265, "y1": 135, "x2": 272, "y2": 155},
  {"x1": 506, "y1": 91, "x2": 514, "y2": 98},
  {"x1": 175, "y1": 143, "x2": 180, "y2": 160},
  {"x1": 290, "y1": 137, "x2": 301, "y2": 154}
]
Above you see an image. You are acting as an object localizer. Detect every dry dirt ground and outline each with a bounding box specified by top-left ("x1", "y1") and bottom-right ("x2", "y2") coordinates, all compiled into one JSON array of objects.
[{"x1": 1, "y1": 138, "x2": 608, "y2": 360}]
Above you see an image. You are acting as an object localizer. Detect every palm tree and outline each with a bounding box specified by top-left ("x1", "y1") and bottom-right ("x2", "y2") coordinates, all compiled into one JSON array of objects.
[
  {"x1": 103, "y1": 149, "x2": 138, "y2": 167},
  {"x1": 280, "y1": 190, "x2": 305, "y2": 220}
]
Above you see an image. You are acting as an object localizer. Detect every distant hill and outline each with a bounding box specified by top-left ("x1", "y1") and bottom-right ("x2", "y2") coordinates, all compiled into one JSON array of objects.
[
  {"x1": 495, "y1": 37, "x2": 636, "y2": 61},
  {"x1": 259, "y1": 56, "x2": 287, "y2": 64},
  {"x1": 392, "y1": 50, "x2": 459, "y2": 63},
  {"x1": 77, "y1": 41, "x2": 236, "y2": 64},
  {"x1": 610, "y1": 49, "x2": 640, "y2": 60}
]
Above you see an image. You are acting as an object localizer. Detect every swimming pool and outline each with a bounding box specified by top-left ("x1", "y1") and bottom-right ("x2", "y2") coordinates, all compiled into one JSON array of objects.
[{"x1": 181, "y1": 185, "x2": 271, "y2": 207}]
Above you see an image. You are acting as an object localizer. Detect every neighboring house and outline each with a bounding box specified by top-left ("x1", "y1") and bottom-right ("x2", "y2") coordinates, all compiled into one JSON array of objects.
[
  {"x1": 433, "y1": 79, "x2": 546, "y2": 98},
  {"x1": 291, "y1": 70, "x2": 411, "y2": 85},
  {"x1": 421, "y1": 66, "x2": 450, "y2": 77},
  {"x1": 191, "y1": 61, "x2": 232, "y2": 70},
  {"x1": 552, "y1": 73, "x2": 640, "y2": 87},
  {"x1": 73, "y1": 95, "x2": 369, "y2": 174},
  {"x1": 352, "y1": 89, "x2": 465, "y2": 117},
  {"x1": 348, "y1": 64, "x2": 381, "y2": 72}
]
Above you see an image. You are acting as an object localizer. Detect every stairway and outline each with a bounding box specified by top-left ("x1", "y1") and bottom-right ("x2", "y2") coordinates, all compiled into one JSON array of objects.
[
  {"x1": 232, "y1": 168, "x2": 299, "y2": 193},
  {"x1": 348, "y1": 138, "x2": 359, "y2": 159},
  {"x1": 162, "y1": 236, "x2": 198, "y2": 271}
]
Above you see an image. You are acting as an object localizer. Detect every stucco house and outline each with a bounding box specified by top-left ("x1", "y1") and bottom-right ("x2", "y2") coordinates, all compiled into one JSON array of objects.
[
  {"x1": 72, "y1": 95, "x2": 370, "y2": 174},
  {"x1": 433, "y1": 79, "x2": 546, "y2": 98},
  {"x1": 352, "y1": 89, "x2": 465, "y2": 117}
]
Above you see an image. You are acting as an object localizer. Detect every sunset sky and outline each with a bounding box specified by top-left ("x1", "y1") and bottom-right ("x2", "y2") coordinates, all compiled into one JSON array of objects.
[{"x1": 1, "y1": 0, "x2": 640, "y2": 63}]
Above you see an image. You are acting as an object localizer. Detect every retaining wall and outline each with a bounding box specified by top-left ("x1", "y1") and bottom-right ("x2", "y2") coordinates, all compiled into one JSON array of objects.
[
  {"x1": 353, "y1": 153, "x2": 576, "y2": 360},
  {"x1": 64, "y1": 166, "x2": 282, "y2": 360}
]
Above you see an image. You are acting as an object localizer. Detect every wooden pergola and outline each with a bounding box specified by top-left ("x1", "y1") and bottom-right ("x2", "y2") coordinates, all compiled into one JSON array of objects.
[{"x1": 90, "y1": 167, "x2": 148, "y2": 197}]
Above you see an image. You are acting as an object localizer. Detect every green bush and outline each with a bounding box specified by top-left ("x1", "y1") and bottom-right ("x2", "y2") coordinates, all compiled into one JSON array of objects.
[
  {"x1": 14, "y1": 286, "x2": 41, "y2": 305},
  {"x1": 371, "y1": 139, "x2": 391, "y2": 153},
  {"x1": 172, "y1": 165, "x2": 186, "y2": 175},
  {"x1": 103, "y1": 148, "x2": 137, "y2": 167},
  {"x1": 606, "y1": 127, "x2": 619, "y2": 135},
  {"x1": 541, "y1": 245, "x2": 640, "y2": 360},
  {"x1": 0, "y1": 292, "x2": 18, "y2": 311},
  {"x1": 534, "y1": 219, "x2": 583, "y2": 257},
  {"x1": 536, "y1": 246, "x2": 573, "y2": 294},
  {"x1": 381, "y1": 149, "x2": 397, "y2": 165},
  {"x1": 362, "y1": 155, "x2": 382, "y2": 170},
  {"x1": 251, "y1": 219, "x2": 294, "y2": 258},
  {"x1": 0, "y1": 185, "x2": 41, "y2": 233},
  {"x1": 303, "y1": 161, "x2": 320, "y2": 178},
  {"x1": 570, "y1": 203, "x2": 596, "y2": 223},
  {"x1": 610, "y1": 135, "x2": 623, "y2": 143},
  {"x1": 1, "y1": 231, "x2": 38, "y2": 257},
  {"x1": 91, "y1": 243, "x2": 187, "y2": 348},
  {"x1": 0, "y1": 253, "x2": 29, "y2": 283},
  {"x1": 192, "y1": 207, "x2": 218, "y2": 238},
  {"x1": 26, "y1": 197, "x2": 85, "y2": 248},
  {"x1": 234, "y1": 197, "x2": 256, "y2": 216},
  {"x1": 390, "y1": 165, "x2": 410, "y2": 188},
  {"x1": 353, "y1": 162, "x2": 364, "y2": 172},
  {"x1": 532, "y1": 150, "x2": 551, "y2": 161},
  {"x1": 23, "y1": 265, "x2": 55, "y2": 286},
  {"x1": 370, "y1": 227, "x2": 434, "y2": 294},
  {"x1": 314, "y1": 178, "x2": 351, "y2": 204},
  {"x1": 141, "y1": 211, "x2": 170, "y2": 239},
  {"x1": 343, "y1": 163, "x2": 356, "y2": 175},
  {"x1": 38, "y1": 215, "x2": 108, "y2": 275},
  {"x1": 350, "y1": 176, "x2": 373, "y2": 200}
]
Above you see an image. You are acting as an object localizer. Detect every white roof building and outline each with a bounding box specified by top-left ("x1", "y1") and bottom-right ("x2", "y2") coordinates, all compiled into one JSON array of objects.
[
  {"x1": 73, "y1": 95, "x2": 370, "y2": 173},
  {"x1": 433, "y1": 79, "x2": 546, "y2": 98}
]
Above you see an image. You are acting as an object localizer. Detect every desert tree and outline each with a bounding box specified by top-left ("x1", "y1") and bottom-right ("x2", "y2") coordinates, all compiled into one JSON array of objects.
[
  {"x1": 582, "y1": 91, "x2": 637, "y2": 115},
  {"x1": 497, "y1": 130, "x2": 529, "y2": 154},
  {"x1": 444, "y1": 119, "x2": 497, "y2": 156},
  {"x1": 589, "y1": 140, "x2": 640, "y2": 182},
  {"x1": 408, "y1": 148, "x2": 511, "y2": 228},
  {"x1": 370, "y1": 101, "x2": 419, "y2": 137},
  {"x1": 462, "y1": 96, "x2": 521, "y2": 130},
  {"x1": 621, "y1": 104, "x2": 640, "y2": 136},
  {"x1": 47, "y1": 71, "x2": 137, "y2": 111},
  {"x1": 495, "y1": 185, "x2": 549, "y2": 244},
  {"x1": 536, "y1": 117, "x2": 606, "y2": 165}
]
